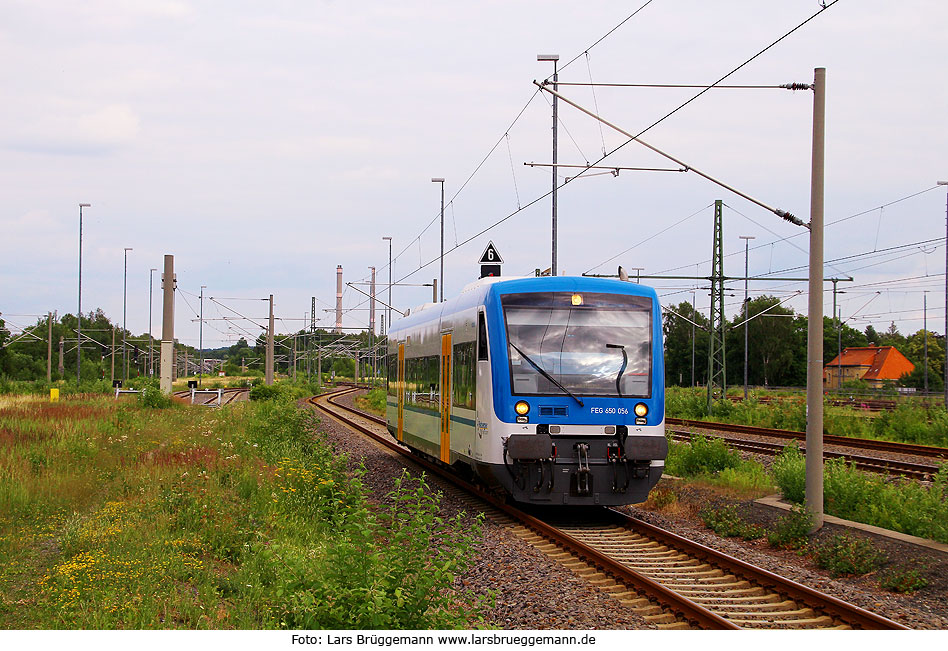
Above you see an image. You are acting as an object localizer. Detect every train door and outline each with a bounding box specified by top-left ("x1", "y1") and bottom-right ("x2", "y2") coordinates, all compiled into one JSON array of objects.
[
  {"x1": 397, "y1": 343, "x2": 405, "y2": 442},
  {"x1": 440, "y1": 333, "x2": 452, "y2": 463}
]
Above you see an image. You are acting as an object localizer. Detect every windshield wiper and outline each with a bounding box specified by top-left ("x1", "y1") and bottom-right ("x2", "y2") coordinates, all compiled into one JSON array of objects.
[
  {"x1": 509, "y1": 342, "x2": 584, "y2": 407},
  {"x1": 606, "y1": 344, "x2": 628, "y2": 398}
]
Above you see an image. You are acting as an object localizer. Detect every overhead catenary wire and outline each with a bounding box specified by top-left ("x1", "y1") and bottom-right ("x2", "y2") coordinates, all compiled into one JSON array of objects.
[{"x1": 391, "y1": 2, "x2": 841, "y2": 288}]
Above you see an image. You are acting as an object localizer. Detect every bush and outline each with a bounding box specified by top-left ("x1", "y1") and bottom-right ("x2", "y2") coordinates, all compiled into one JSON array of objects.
[
  {"x1": 872, "y1": 404, "x2": 948, "y2": 446},
  {"x1": 138, "y1": 386, "x2": 174, "y2": 409},
  {"x1": 767, "y1": 505, "x2": 812, "y2": 549},
  {"x1": 772, "y1": 444, "x2": 806, "y2": 503},
  {"x1": 666, "y1": 435, "x2": 743, "y2": 477},
  {"x1": 813, "y1": 533, "x2": 886, "y2": 577},
  {"x1": 878, "y1": 565, "x2": 929, "y2": 593},
  {"x1": 700, "y1": 505, "x2": 766, "y2": 540}
]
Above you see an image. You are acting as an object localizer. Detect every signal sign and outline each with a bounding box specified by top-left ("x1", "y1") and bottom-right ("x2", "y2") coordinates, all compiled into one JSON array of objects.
[{"x1": 478, "y1": 241, "x2": 504, "y2": 265}]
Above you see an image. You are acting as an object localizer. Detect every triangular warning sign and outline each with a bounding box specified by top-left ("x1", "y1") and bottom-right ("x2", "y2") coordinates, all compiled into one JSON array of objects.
[{"x1": 478, "y1": 241, "x2": 504, "y2": 265}]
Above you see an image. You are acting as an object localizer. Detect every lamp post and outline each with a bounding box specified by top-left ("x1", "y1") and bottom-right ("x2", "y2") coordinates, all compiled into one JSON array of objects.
[
  {"x1": 123, "y1": 247, "x2": 133, "y2": 382},
  {"x1": 77, "y1": 203, "x2": 91, "y2": 384},
  {"x1": 538, "y1": 53, "x2": 559, "y2": 276},
  {"x1": 199, "y1": 285, "x2": 206, "y2": 387},
  {"x1": 939, "y1": 180, "x2": 948, "y2": 407},
  {"x1": 739, "y1": 235, "x2": 755, "y2": 401},
  {"x1": 148, "y1": 268, "x2": 157, "y2": 376},
  {"x1": 382, "y1": 236, "x2": 392, "y2": 327},
  {"x1": 431, "y1": 178, "x2": 445, "y2": 301}
]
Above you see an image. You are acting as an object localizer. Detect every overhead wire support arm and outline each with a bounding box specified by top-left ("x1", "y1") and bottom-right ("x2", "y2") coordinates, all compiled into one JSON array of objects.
[
  {"x1": 553, "y1": 81, "x2": 812, "y2": 90},
  {"x1": 346, "y1": 283, "x2": 406, "y2": 317},
  {"x1": 728, "y1": 291, "x2": 803, "y2": 330},
  {"x1": 525, "y1": 162, "x2": 686, "y2": 175},
  {"x1": 532, "y1": 80, "x2": 805, "y2": 228}
]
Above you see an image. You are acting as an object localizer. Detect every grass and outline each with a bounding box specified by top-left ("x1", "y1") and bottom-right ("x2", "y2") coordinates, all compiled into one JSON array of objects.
[
  {"x1": 665, "y1": 434, "x2": 775, "y2": 498},
  {"x1": 771, "y1": 445, "x2": 948, "y2": 543},
  {"x1": 666, "y1": 386, "x2": 948, "y2": 448},
  {"x1": 666, "y1": 432, "x2": 948, "y2": 545},
  {"x1": 0, "y1": 390, "x2": 484, "y2": 629},
  {"x1": 355, "y1": 388, "x2": 386, "y2": 416}
]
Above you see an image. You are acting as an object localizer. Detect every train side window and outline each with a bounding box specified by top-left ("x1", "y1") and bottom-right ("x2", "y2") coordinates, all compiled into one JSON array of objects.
[{"x1": 477, "y1": 312, "x2": 489, "y2": 361}]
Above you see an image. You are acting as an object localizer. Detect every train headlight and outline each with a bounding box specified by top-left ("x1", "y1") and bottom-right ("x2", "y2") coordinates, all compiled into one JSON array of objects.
[
  {"x1": 634, "y1": 403, "x2": 649, "y2": 417},
  {"x1": 515, "y1": 401, "x2": 530, "y2": 416},
  {"x1": 571, "y1": 294, "x2": 583, "y2": 306}
]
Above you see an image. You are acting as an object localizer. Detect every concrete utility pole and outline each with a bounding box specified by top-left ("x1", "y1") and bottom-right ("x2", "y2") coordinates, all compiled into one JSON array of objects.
[
  {"x1": 199, "y1": 286, "x2": 206, "y2": 387},
  {"x1": 432, "y1": 279, "x2": 438, "y2": 304},
  {"x1": 58, "y1": 336, "x2": 64, "y2": 378},
  {"x1": 805, "y1": 67, "x2": 826, "y2": 531},
  {"x1": 266, "y1": 294, "x2": 275, "y2": 386},
  {"x1": 382, "y1": 236, "x2": 393, "y2": 329},
  {"x1": 432, "y1": 178, "x2": 445, "y2": 301},
  {"x1": 335, "y1": 265, "x2": 343, "y2": 334},
  {"x1": 47, "y1": 312, "x2": 52, "y2": 382},
  {"x1": 292, "y1": 335, "x2": 297, "y2": 380},
  {"x1": 159, "y1": 254, "x2": 175, "y2": 394},
  {"x1": 370, "y1": 266, "x2": 377, "y2": 381},
  {"x1": 111, "y1": 326, "x2": 116, "y2": 384},
  {"x1": 940, "y1": 180, "x2": 948, "y2": 407},
  {"x1": 924, "y1": 292, "x2": 928, "y2": 392},
  {"x1": 149, "y1": 268, "x2": 156, "y2": 376},
  {"x1": 740, "y1": 236, "x2": 755, "y2": 401},
  {"x1": 538, "y1": 54, "x2": 559, "y2": 276},
  {"x1": 123, "y1": 247, "x2": 132, "y2": 382},
  {"x1": 77, "y1": 202, "x2": 91, "y2": 384}
]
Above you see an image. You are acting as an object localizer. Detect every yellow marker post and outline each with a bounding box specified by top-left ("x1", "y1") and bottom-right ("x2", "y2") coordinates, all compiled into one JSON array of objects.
[{"x1": 50, "y1": 388, "x2": 59, "y2": 403}]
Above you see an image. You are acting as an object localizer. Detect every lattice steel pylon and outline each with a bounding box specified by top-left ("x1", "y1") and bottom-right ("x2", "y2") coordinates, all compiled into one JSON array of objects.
[{"x1": 707, "y1": 199, "x2": 726, "y2": 414}]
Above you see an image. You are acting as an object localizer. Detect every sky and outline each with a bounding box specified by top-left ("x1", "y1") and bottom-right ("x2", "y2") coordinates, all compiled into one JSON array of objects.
[{"x1": 2, "y1": 0, "x2": 947, "y2": 349}]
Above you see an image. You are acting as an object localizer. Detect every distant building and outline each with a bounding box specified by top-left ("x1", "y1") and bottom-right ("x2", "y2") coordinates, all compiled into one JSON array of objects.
[{"x1": 823, "y1": 346, "x2": 914, "y2": 389}]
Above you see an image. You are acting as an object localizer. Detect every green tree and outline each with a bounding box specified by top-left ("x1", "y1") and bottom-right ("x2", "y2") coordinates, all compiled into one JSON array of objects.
[
  {"x1": 663, "y1": 301, "x2": 709, "y2": 386},
  {"x1": 899, "y1": 330, "x2": 945, "y2": 391},
  {"x1": 732, "y1": 296, "x2": 804, "y2": 387}
]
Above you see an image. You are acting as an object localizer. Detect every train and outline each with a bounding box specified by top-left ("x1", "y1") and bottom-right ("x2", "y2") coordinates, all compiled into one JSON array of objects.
[{"x1": 385, "y1": 274, "x2": 666, "y2": 506}]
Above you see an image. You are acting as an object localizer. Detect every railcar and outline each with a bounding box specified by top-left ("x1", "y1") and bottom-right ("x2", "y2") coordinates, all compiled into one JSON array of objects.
[{"x1": 385, "y1": 275, "x2": 666, "y2": 506}]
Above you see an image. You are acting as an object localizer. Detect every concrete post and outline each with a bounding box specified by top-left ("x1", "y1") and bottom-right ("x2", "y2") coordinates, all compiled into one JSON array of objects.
[
  {"x1": 292, "y1": 334, "x2": 297, "y2": 381},
  {"x1": 159, "y1": 254, "x2": 175, "y2": 394},
  {"x1": 266, "y1": 294, "x2": 274, "y2": 385},
  {"x1": 432, "y1": 279, "x2": 437, "y2": 304},
  {"x1": 58, "y1": 336, "x2": 64, "y2": 378},
  {"x1": 370, "y1": 266, "x2": 376, "y2": 381},
  {"x1": 806, "y1": 68, "x2": 826, "y2": 530},
  {"x1": 110, "y1": 326, "x2": 116, "y2": 384},
  {"x1": 47, "y1": 312, "x2": 52, "y2": 382},
  {"x1": 335, "y1": 265, "x2": 343, "y2": 334}
]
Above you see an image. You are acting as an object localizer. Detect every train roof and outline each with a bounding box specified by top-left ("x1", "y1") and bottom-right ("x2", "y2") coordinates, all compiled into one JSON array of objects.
[{"x1": 390, "y1": 275, "x2": 658, "y2": 333}]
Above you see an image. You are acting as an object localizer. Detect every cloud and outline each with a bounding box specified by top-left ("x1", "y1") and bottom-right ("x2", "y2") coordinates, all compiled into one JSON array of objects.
[{"x1": 6, "y1": 104, "x2": 142, "y2": 156}]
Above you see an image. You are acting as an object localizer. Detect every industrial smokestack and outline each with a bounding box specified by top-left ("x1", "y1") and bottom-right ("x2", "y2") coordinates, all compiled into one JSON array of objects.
[
  {"x1": 369, "y1": 266, "x2": 376, "y2": 335},
  {"x1": 335, "y1": 265, "x2": 343, "y2": 334}
]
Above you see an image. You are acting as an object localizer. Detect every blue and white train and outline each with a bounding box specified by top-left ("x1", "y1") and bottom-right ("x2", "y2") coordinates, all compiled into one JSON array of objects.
[{"x1": 385, "y1": 275, "x2": 667, "y2": 506}]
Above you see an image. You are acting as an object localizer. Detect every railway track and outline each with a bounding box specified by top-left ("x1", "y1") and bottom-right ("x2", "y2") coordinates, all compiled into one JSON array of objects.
[
  {"x1": 668, "y1": 430, "x2": 942, "y2": 480},
  {"x1": 668, "y1": 417, "x2": 948, "y2": 458},
  {"x1": 309, "y1": 388, "x2": 908, "y2": 631},
  {"x1": 667, "y1": 417, "x2": 947, "y2": 480},
  {"x1": 171, "y1": 386, "x2": 249, "y2": 406}
]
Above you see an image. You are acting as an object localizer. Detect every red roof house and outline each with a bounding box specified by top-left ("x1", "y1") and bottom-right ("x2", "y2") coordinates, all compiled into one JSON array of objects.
[{"x1": 823, "y1": 346, "x2": 914, "y2": 388}]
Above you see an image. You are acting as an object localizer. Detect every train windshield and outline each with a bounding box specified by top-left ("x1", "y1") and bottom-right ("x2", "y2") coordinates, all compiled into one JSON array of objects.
[{"x1": 502, "y1": 292, "x2": 653, "y2": 398}]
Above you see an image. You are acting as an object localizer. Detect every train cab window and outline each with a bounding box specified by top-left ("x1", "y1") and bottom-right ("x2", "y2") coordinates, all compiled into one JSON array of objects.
[{"x1": 477, "y1": 312, "x2": 489, "y2": 361}]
